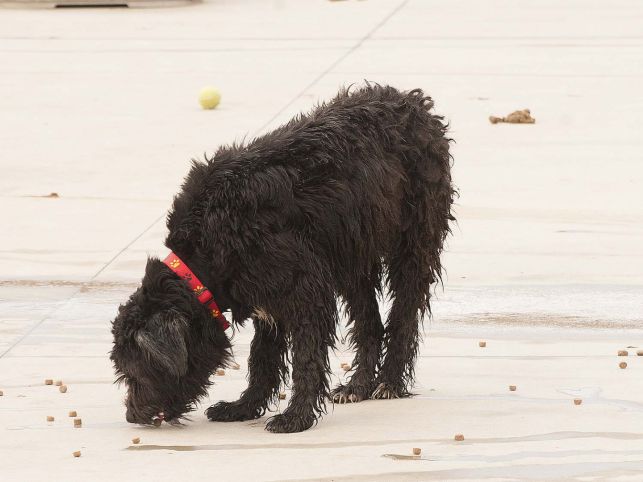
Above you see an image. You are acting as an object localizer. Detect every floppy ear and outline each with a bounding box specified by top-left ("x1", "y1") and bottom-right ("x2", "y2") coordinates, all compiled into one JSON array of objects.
[{"x1": 135, "y1": 312, "x2": 188, "y2": 378}]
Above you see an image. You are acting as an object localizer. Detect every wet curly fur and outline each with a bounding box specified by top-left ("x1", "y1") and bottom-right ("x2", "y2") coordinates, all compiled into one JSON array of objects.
[{"x1": 110, "y1": 84, "x2": 455, "y2": 433}]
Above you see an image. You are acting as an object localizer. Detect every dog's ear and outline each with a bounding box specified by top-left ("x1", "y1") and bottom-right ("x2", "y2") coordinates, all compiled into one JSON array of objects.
[{"x1": 135, "y1": 313, "x2": 188, "y2": 378}]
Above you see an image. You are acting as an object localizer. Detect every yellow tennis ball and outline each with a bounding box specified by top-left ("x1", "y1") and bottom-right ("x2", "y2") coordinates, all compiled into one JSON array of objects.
[{"x1": 199, "y1": 86, "x2": 221, "y2": 110}]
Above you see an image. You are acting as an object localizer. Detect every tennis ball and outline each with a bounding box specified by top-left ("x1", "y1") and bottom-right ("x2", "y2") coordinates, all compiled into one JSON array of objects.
[{"x1": 199, "y1": 86, "x2": 221, "y2": 110}]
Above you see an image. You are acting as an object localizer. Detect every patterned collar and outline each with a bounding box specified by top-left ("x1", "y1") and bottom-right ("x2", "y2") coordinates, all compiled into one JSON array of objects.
[{"x1": 163, "y1": 252, "x2": 230, "y2": 330}]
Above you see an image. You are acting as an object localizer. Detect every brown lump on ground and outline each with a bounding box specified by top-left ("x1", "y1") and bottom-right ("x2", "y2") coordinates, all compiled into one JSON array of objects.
[{"x1": 489, "y1": 109, "x2": 535, "y2": 124}]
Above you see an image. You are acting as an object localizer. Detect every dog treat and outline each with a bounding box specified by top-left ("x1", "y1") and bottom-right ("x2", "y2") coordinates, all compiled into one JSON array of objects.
[
  {"x1": 69, "y1": 411, "x2": 77, "y2": 417},
  {"x1": 72, "y1": 451, "x2": 81, "y2": 458},
  {"x1": 342, "y1": 364, "x2": 351, "y2": 372},
  {"x1": 509, "y1": 385, "x2": 517, "y2": 391},
  {"x1": 454, "y1": 434, "x2": 465, "y2": 441},
  {"x1": 59, "y1": 385, "x2": 68, "y2": 393},
  {"x1": 412, "y1": 447, "x2": 421, "y2": 456},
  {"x1": 279, "y1": 392, "x2": 286, "y2": 400},
  {"x1": 478, "y1": 341, "x2": 486, "y2": 348},
  {"x1": 74, "y1": 418, "x2": 82, "y2": 428},
  {"x1": 618, "y1": 350, "x2": 628, "y2": 356},
  {"x1": 54, "y1": 380, "x2": 62, "y2": 386},
  {"x1": 45, "y1": 379, "x2": 53, "y2": 385},
  {"x1": 216, "y1": 369, "x2": 225, "y2": 376},
  {"x1": 132, "y1": 437, "x2": 141, "y2": 444},
  {"x1": 47, "y1": 416, "x2": 55, "y2": 422},
  {"x1": 0, "y1": 390, "x2": 3, "y2": 396},
  {"x1": 638, "y1": 350, "x2": 643, "y2": 356},
  {"x1": 489, "y1": 109, "x2": 535, "y2": 125},
  {"x1": 619, "y1": 362, "x2": 628, "y2": 369},
  {"x1": 574, "y1": 399, "x2": 582, "y2": 405}
]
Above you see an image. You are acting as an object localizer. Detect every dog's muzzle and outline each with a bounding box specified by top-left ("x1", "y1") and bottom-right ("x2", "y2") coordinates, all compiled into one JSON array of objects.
[{"x1": 126, "y1": 406, "x2": 165, "y2": 426}]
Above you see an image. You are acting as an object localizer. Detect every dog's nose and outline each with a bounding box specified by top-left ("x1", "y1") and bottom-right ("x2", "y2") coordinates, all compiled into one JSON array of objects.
[{"x1": 126, "y1": 408, "x2": 136, "y2": 424}]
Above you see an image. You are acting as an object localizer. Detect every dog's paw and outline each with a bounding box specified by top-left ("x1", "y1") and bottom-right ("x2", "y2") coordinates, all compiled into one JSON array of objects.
[
  {"x1": 331, "y1": 383, "x2": 370, "y2": 404},
  {"x1": 206, "y1": 401, "x2": 264, "y2": 422},
  {"x1": 265, "y1": 413, "x2": 315, "y2": 433},
  {"x1": 371, "y1": 382, "x2": 409, "y2": 400}
]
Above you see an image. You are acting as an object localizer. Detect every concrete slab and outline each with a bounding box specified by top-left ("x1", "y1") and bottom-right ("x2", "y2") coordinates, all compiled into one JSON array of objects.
[{"x1": 1, "y1": 0, "x2": 642, "y2": 480}]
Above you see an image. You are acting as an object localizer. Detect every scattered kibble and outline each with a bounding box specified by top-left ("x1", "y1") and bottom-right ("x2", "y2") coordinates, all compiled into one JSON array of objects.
[
  {"x1": 59, "y1": 385, "x2": 68, "y2": 393},
  {"x1": 637, "y1": 350, "x2": 643, "y2": 356},
  {"x1": 0, "y1": 390, "x2": 3, "y2": 396},
  {"x1": 454, "y1": 434, "x2": 465, "y2": 442},
  {"x1": 479, "y1": 341, "x2": 486, "y2": 348},
  {"x1": 412, "y1": 447, "x2": 421, "y2": 456},
  {"x1": 74, "y1": 418, "x2": 82, "y2": 428},
  {"x1": 68, "y1": 411, "x2": 77, "y2": 417},
  {"x1": 618, "y1": 350, "x2": 628, "y2": 356},
  {"x1": 574, "y1": 399, "x2": 582, "y2": 405},
  {"x1": 72, "y1": 451, "x2": 81, "y2": 458},
  {"x1": 132, "y1": 437, "x2": 141, "y2": 444},
  {"x1": 45, "y1": 379, "x2": 53, "y2": 385},
  {"x1": 47, "y1": 416, "x2": 55, "y2": 422},
  {"x1": 619, "y1": 362, "x2": 628, "y2": 369},
  {"x1": 279, "y1": 392, "x2": 286, "y2": 400},
  {"x1": 509, "y1": 385, "x2": 517, "y2": 391},
  {"x1": 216, "y1": 369, "x2": 225, "y2": 376},
  {"x1": 54, "y1": 380, "x2": 63, "y2": 386}
]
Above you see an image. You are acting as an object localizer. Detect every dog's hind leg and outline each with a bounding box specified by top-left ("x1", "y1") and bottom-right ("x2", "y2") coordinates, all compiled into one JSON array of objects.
[
  {"x1": 373, "y1": 113, "x2": 453, "y2": 399},
  {"x1": 332, "y1": 280, "x2": 384, "y2": 404},
  {"x1": 206, "y1": 317, "x2": 287, "y2": 422},
  {"x1": 371, "y1": 264, "x2": 425, "y2": 400},
  {"x1": 373, "y1": 208, "x2": 450, "y2": 399}
]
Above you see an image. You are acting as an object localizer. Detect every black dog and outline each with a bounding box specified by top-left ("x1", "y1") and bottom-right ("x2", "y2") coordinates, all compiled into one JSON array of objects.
[{"x1": 110, "y1": 84, "x2": 455, "y2": 433}]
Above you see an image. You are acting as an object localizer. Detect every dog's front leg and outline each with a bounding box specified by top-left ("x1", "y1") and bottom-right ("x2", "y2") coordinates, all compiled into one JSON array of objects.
[
  {"x1": 265, "y1": 288, "x2": 336, "y2": 433},
  {"x1": 207, "y1": 317, "x2": 287, "y2": 422}
]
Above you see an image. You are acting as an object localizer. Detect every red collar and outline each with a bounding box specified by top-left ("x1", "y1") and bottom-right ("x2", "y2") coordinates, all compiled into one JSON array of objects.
[{"x1": 163, "y1": 252, "x2": 230, "y2": 330}]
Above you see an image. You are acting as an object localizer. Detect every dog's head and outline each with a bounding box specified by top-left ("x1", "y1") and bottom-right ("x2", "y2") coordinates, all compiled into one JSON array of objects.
[{"x1": 110, "y1": 258, "x2": 231, "y2": 425}]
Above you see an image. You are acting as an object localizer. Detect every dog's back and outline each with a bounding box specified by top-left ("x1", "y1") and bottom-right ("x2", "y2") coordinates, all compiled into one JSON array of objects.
[{"x1": 167, "y1": 84, "x2": 454, "y2": 303}]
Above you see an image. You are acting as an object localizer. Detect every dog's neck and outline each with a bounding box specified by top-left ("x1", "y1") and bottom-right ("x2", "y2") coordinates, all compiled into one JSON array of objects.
[{"x1": 162, "y1": 252, "x2": 230, "y2": 330}]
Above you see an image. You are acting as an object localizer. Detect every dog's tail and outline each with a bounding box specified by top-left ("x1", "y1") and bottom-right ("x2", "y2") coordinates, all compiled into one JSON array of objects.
[{"x1": 395, "y1": 88, "x2": 456, "y2": 316}]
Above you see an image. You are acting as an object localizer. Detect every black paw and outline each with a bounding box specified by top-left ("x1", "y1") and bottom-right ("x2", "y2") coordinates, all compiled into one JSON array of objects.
[
  {"x1": 371, "y1": 382, "x2": 410, "y2": 400},
  {"x1": 206, "y1": 400, "x2": 264, "y2": 422},
  {"x1": 265, "y1": 412, "x2": 315, "y2": 433},
  {"x1": 331, "y1": 383, "x2": 372, "y2": 404}
]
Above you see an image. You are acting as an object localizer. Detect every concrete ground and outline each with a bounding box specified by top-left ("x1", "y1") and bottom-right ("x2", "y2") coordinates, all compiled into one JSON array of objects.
[{"x1": 1, "y1": 0, "x2": 643, "y2": 480}]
